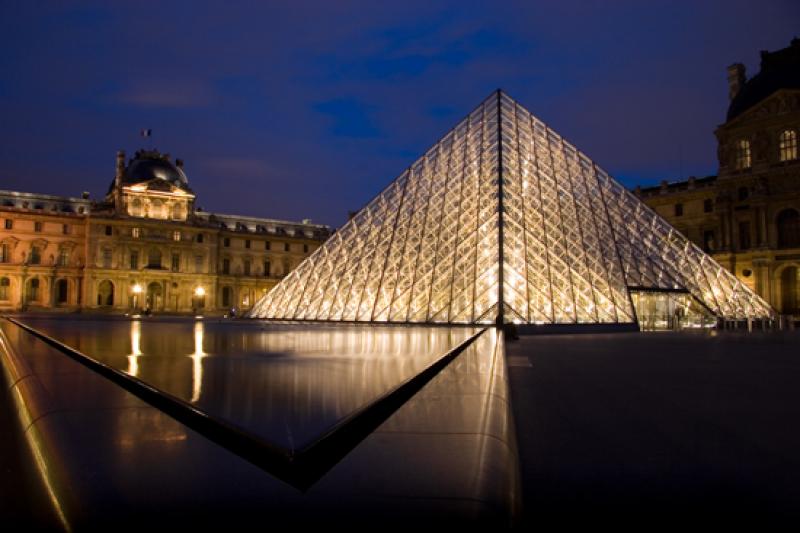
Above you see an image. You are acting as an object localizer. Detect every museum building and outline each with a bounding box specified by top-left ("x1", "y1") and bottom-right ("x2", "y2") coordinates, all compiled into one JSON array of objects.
[
  {"x1": 635, "y1": 38, "x2": 800, "y2": 316},
  {"x1": 0, "y1": 149, "x2": 330, "y2": 313}
]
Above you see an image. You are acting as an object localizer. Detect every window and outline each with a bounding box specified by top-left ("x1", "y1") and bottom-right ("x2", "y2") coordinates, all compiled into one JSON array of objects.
[
  {"x1": 703, "y1": 199, "x2": 713, "y2": 213},
  {"x1": 244, "y1": 259, "x2": 251, "y2": 276},
  {"x1": 242, "y1": 292, "x2": 250, "y2": 307},
  {"x1": 282, "y1": 259, "x2": 290, "y2": 276},
  {"x1": 0, "y1": 244, "x2": 8, "y2": 263},
  {"x1": 105, "y1": 225, "x2": 113, "y2": 236},
  {"x1": 28, "y1": 278, "x2": 39, "y2": 301},
  {"x1": 102, "y1": 248, "x2": 112, "y2": 268},
  {"x1": 777, "y1": 209, "x2": 800, "y2": 249},
  {"x1": 738, "y1": 221, "x2": 751, "y2": 250},
  {"x1": 195, "y1": 255, "x2": 203, "y2": 273},
  {"x1": 779, "y1": 130, "x2": 798, "y2": 161},
  {"x1": 147, "y1": 249, "x2": 161, "y2": 268},
  {"x1": 173, "y1": 230, "x2": 181, "y2": 242},
  {"x1": 30, "y1": 246, "x2": 41, "y2": 265},
  {"x1": 284, "y1": 242, "x2": 290, "y2": 252},
  {"x1": 738, "y1": 186, "x2": 749, "y2": 201},
  {"x1": 132, "y1": 227, "x2": 141, "y2": 238},
  {"x1": 735, "y1": 139, "x2": 751, "y2": 169},
  {"x1": 171, "y1": 253, "x2": 180, "y2": 272},
  {"x1": 62, "y1": 224, "x2": 70, "y2": 235},
  {"x1": 56, "y1": 279, "x2": 68, "y2": 304},
  {"x1": 57, "y1": 249, "x2": 68, "y2": 267},
  {"x1": 263, "y1": 260, "x2": 271, "y2": 277},
  {"x1": 222, "y1": 286, "x2": 232, "y2": 307},
  {"x1": 0, "y1": 277, "x2": 9, "y2": 300},
  {"x1": 265, "y1": 241, "x2": 271, "y2": 251},
  {"x1": 245, "y1": 239, "x2": 251, "y2": 249},
  {"x1": 223, "y1": 237, "x2": 230, "y2": 247},
  {"x1": 34, "y1": 221, "x2": 43, "y2": 232},
  {"x1": 196, "y1": 233, "x2": 204, "y2": 244},
  {"x1": 4, "y1": 219, "x2": 11, "y2": 230},
  {"x1": 130, "y1": 252, "x2": 139, "y2": 270},
  {"x1": 674, "y1": 203, "x2": 683, "y2": 217},
  {"x1": 222, "y1": 258, "x2": 230, "y2": 275},
  {"x1": 303, "y1": 244, "x2": 309, "y2": 253}
]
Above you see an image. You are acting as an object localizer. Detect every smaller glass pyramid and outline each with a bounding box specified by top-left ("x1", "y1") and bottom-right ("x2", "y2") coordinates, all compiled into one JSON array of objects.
[{"x1": 249, "y1": 91, "x2": 774, "y2": 326}]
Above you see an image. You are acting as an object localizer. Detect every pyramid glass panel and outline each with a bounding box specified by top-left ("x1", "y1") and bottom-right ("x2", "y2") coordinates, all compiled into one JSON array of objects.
[{"x1": 249, "y1": 91, "x2": 774, "y2": 326}]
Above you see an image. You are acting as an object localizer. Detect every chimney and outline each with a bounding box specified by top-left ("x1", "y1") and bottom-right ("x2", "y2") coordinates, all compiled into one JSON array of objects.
[
  {"x1": 115, "y1": 150, "x2": 125, "y2": 190},
  {"x1": 727, "y1": 63, "x2": 746, "y2": 101}
]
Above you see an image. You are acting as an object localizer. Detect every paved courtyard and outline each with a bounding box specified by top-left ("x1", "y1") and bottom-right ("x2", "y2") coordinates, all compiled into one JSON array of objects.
[{"x1": 507, "y1": 329, "x2": 800, "y2": 523}]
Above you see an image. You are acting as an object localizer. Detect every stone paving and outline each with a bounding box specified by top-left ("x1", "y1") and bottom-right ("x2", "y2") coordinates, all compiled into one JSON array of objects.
[{"x1": 507, "y1": 329, "x2": 800, "y2": 523}]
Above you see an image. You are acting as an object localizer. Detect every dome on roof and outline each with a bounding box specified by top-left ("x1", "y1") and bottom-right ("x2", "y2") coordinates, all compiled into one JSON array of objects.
[{"x1": 121, "y1": 150, "x2": 190, "y2": 189}]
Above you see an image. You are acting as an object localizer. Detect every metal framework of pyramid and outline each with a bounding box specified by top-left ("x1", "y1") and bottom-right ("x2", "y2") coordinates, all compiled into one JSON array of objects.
[{"x1": 250, "y1": 91, "x2": 773, "y2": 326}]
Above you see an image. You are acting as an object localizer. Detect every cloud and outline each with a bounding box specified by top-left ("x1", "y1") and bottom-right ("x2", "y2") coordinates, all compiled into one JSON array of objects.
[
  {"x1": 198, "y1": 156, "x2": 271, "y2": 179},
  {"x1": 115, "y1": 79, "x2": 217, "y2": 109}
]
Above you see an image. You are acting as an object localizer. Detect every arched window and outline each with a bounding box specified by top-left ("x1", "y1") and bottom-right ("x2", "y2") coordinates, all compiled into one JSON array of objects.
[
  {"x1": 222, "y1": 286, "x2": 232, "y2": 307},
  {"x1": 97, "y1": 280, "x2": 114, "y2": 306},
  {"x1": 779, "y1": 130, "x2": 798, "y2": 162},
  {"x1": 150, "y1": 199, "x2": 164, "y2": 219},
  {"x1": 56, "y1": 279, "x2": 68, "y2": 304},
  {"x1": 777, "y1": 209, "x2": 800, "y2": 249},
  {"x1": 130, "y1": 198, "x2": 143, "y2": 217},
  {"x1": 0, "y1": 277, "x2": 9, "y2": 300},
  {"x1": 735, "y1": 139, "x2": 751, "y2": 169}
]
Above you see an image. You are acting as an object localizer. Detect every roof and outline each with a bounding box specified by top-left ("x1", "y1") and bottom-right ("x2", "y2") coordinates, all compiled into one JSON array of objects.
[{"x1": 727, "y1": 38, "x2": 800, "y2": 121}]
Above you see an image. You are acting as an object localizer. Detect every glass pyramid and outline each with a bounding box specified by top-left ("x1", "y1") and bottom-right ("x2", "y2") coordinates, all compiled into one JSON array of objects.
[{"x1": 250, "y1": 91, "x2": 774, "y2": 326}]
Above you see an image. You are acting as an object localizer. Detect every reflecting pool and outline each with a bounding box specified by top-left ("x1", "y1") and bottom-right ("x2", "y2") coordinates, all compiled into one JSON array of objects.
[{"x1": 16, "y1": 317, "x2": 476, "y2": 451}]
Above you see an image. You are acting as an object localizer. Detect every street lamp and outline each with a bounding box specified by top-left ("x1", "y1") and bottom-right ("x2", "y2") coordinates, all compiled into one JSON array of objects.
[{"x1": 194, "y1": 286, "x2": 206, "y2": 297}]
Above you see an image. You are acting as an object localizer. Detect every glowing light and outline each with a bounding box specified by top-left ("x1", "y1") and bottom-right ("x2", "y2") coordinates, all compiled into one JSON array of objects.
[
  {"x1": 189, "y1": 321, "x2": 206, "y2": 403},
  {"x1": 249, "y1": 91, "x2": 774, "y2": 325},
  {"x1": 127, "y1": 320, "x2": 142, "y2": 376},
  {"x1": 194, "y1": 286, "x2": 206, "y2": 297},
  {"x1": 131, "y1": 283, "x2": 142, "y2": 294}
]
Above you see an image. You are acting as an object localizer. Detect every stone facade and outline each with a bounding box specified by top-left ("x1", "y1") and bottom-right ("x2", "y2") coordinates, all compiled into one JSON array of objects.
[
  {"x1": 636, "y1": 39, "x2": 800, "y2": 315},
  {"x1": 0, "y1": 150, "x2": 330, "y2": 314}
]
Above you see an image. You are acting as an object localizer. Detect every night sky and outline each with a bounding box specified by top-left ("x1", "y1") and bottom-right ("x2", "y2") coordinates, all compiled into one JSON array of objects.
[{"x1": 1, "y1": 1, "x2": 797, "y2": 227}]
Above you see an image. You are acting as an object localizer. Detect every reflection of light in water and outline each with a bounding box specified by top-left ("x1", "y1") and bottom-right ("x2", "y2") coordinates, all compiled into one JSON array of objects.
[
  {"x1": 127, "y1": 320, "x2": 142, "y2": 377},
  {"x1": 189, "y1": 321, "x2": 206, "y2": 402}
]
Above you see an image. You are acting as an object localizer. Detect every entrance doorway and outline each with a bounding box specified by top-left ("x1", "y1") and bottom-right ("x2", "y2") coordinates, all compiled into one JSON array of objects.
[
  {"x1": 781, "y1": 266, "x2": 799, "y2": 314},
  {"x1": 146, "y1": 282, "x2": 163, "y2": 312},
  {"x1": 630, "y1": 290, "x2": 714, "y2": 331}
]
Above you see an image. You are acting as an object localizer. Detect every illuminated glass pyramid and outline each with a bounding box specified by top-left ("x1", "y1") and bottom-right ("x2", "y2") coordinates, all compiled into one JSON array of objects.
[{"x1": 250, "y1": 91, "x2": 773, "y2": 325}]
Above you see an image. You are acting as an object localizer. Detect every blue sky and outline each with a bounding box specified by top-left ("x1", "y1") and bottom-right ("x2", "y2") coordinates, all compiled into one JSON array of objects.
[{"x1": 0, "y1": 1, "x2": 797, "y2": 226}]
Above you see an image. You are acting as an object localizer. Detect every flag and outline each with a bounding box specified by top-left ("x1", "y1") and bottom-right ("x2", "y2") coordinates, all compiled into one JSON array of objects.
[{"x1": 140, "y1": 129, "x2": 152, "y2": 138}]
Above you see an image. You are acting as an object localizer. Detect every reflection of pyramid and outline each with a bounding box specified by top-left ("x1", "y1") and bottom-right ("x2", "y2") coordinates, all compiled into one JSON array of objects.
[{"x1": 250, "y1": 91, "x2": 773, "y2": 326}]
